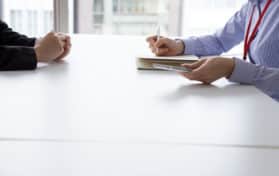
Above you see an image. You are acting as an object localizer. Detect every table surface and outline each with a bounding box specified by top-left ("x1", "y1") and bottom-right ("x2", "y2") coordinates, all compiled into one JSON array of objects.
[
  {"x1": 0, "y1": 35, "x2": 279, "y2": 176},
  {"x1": 0, "y1": 141, "x2": 279, "y2": 176},
  {"x1": 0, "y1": 35, "x2": 278, "y2": 146}
]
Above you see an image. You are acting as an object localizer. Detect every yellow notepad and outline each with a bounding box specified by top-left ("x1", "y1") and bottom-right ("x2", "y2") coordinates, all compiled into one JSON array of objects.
[{"x1": 136, "y1": 55, "x2": 199, "y2": 70}]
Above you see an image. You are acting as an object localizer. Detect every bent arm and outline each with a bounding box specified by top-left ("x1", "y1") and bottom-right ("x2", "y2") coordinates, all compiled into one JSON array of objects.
[
  {"x1": 0, "y1": 46, "x2": 37, "y2": 70},
  {"x1": 229, "y1": 58, "x2": 279, "y2": 101},
  {"x1": 0, "y1": 20, "x2": 36, "y2": 47},
  {"x1": 182, "y1": 3, "x2": 249, "y2": 56}
]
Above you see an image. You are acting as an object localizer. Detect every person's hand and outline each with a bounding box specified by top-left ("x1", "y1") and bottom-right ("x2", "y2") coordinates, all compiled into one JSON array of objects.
[
  {"x1": 179, "y1": 57, "x2": 235, "y2": 84},
  {"x1": 54, "y1": 33, "x2": 71, "y2": 61},
  {"x1": 35, "y1": 32, "x2": 71, "y2": 63},
  {"x1": 146, "y1": 36, "x2": 185, "y2": 56}
]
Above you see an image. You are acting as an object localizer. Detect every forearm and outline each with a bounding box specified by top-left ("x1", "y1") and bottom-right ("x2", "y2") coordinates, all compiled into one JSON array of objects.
[
  {"x1": 0, "y1": 46, "x2": 37, "y2": 71},
  {"x1": 228, "y1": 58, "x2": 279, "y2": 101},
  {"x1": 182, "y1": 34, "x2": 227, "y2": 56}
]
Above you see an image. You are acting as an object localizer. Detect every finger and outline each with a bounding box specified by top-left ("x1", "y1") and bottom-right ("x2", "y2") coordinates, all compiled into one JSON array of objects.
[
  {"x1": 58, "y1": 39, "x2": 66, "y2": 47},
  {"x1": 179, "y1": 72, "x2": 196, "y2": 81},
  {"x1": 65, "y1": 41, "x2": 71, "y2": 52},
  {"x1": 44, "y1": 32, "x2": 55, "y2": 40},
  {"x1": 47, "y1": 31, "x2": 55, "y2": 36},
  {"x1": 151, "y1": 46, "x2": 156, "y2": 54},
  {"x1": 64, "y1": 42, "x2": 71, "y2": 51},
  {"x1": 65, "y1": 35, "x2": 71, "y2": 43},
  {"x1": 56, "y1": 49, "x2": 69, "y2": 61},
  {"x1": 182, "y1": 59, "x2": 206, "y2": 68},
  {"x1": 150, "y1": 45, "x2": 158, "y2": 53},
  {"x1": 179, "y1": 64, "x2": 213, "y2": 84},
  {"x1": 65, "y1": 36, "x2": 72, "y2": 49},
  {"x1": 156, "y1": 48, "x2": 169, "y2": 56},
  {"x1": 58, "y1": 35, "x2": 67, "y2": 41},
  {"x1": 55, "y1": 33, "x2": 68, "y2": 41},
  {"x1": 146, "y1": 35, "x2": 157, "y2": 43},
  {"x1": 155, "y1": 38, "x2": 169, "y2": 48},
  {"x1": 149, "y1": 43, "x2": 156, "y2": 50},
  {"x1": 182, "y1": 59, "x2": 207, "y2": 69},
  {"x1": 56, "y1": 46, "x2": 70, "y2": 61},
  {"x1": 68, "y1": 42, "x2": 72, "y2": 49},
  {"x1": 58, "y1": 47, "x2": 65, "y2": 58},
  {"x1": 146, "y1": 36, "x2": 157, "y2": 46},
  {"x1": 54, "y1": 34, "x2": 66, "y2": 48},
  {"x1": 55, "y1": 32, "x2": 65, "y2": 37}
]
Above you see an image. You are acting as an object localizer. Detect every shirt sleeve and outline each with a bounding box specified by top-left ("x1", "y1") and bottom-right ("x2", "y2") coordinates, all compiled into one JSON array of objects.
[
  {"x1": 182, "y1": 3, "x2": 249, "y2": 56},
  {"x1": 229, "y1": 58, "x2": 279, "y2": 101}
]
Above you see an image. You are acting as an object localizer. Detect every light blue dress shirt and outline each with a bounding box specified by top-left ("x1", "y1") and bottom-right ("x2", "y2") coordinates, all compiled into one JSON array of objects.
[{"x1": 182, "y1": 0, "x2": 279, "y2": 102}]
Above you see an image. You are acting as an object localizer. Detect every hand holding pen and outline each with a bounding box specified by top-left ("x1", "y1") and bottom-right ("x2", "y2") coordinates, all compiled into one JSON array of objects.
[{"x1": 146, "y1": 26, "x2": 185, "y2": 56}]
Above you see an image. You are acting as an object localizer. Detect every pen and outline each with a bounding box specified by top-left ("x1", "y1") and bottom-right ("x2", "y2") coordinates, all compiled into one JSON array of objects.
[{"x1": 156, "y1": 25, "x2": 160, "y2": 53}]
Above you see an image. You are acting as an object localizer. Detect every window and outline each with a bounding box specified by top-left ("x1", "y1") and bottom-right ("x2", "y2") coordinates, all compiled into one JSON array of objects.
[
  {"x1": 73, "y1": 0, "x2": 247, "y2": 38},
  {"x1": 0, "y1": 0, "x2": 248, "y2": 43},
  {"x1": 1, "y1": 0, "x2": 53, "y2": 37},
  {"x1": 74, "y1": 0, "x2": 183, "y2": 36}
]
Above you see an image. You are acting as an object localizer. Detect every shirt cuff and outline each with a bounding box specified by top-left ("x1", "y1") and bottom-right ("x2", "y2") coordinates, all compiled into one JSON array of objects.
[
  {"x1": 228, "y1": 58, "x2": 257, "y2": 84},
  {"x1": 182, "y1": 37, "x2": 204, "y2": 56}
]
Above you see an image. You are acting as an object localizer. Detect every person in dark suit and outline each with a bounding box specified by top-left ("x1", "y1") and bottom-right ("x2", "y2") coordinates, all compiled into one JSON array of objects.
[{"x1": 0, "y1": 20, "x2": 71, "y2": 71}]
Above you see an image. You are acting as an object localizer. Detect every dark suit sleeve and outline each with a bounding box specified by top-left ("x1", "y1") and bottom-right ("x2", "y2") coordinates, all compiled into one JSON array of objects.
[
  {"x1": 0, "y1": 20, "x2": 36, "y2": 46},
  {"x1": 0, "y1": 20, "x2": 37, "y2": 70},
  {"x1": 0, "y1": 46, "x2": 37, "y2": 70}
]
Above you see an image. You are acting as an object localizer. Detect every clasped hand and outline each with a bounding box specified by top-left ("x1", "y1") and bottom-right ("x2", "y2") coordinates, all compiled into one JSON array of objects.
[
  {"x1": 35, "y1": 32, "x2": 72, "y2": 63},
  {"x1": 146, "y1": 35, "x2": 235, "y2": 84}
]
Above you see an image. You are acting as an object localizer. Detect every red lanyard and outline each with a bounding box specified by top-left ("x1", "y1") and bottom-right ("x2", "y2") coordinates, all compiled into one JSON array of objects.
[{"x1": 243, "y1": 0, "x2": 272, "y2": 60}]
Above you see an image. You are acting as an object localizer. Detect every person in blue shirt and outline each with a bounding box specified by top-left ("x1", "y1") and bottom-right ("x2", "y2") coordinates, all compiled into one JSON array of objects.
[{"x1": 147, "y1": 0, "x2": 279, "y2": 102}]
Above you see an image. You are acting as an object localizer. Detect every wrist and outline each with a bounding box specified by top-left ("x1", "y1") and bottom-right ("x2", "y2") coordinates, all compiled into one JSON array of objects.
[
  {"x1": 225, "y1": 58, "x2": 235, "y2": 78},
  {"x1": 35, "y1": 38, "x2": 42, "y2": 47},
  {"x1": 34, "y1": 46, "x2": 43, "y2": 62},
  {"x1": 175, "y1": 39, "x2": 185, "y2": 55}
]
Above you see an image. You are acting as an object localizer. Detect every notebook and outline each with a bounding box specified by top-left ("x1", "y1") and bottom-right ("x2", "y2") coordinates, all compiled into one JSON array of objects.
[{"x1": 136, "y1": 55, "x2": 199, "y2": 70}]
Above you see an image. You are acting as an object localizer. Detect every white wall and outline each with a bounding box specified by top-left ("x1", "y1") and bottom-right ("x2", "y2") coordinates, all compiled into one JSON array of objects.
[
  {"x1": 181, "y1": 0, "x2": 246, "y2": 54},
  {"x1": 182, "y1": 0, "x2": 246, "y2": 36}
]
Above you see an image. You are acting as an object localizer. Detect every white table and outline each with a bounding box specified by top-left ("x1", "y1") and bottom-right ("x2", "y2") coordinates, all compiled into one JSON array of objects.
[
  {"x1": 1, "y1": 141, "x2": 279, "y2": 176},
  {"x1": 0, "y1": 35, "x2": 279, "y2": 175},
  {"x1": 0, "y1": 35, "x2": 278, "y2": 146}
]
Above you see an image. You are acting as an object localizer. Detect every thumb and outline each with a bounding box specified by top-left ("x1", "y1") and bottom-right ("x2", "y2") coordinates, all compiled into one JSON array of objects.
[
  {"x1": 46, "y1": 31, "x2": 55, "y2": 37},
  {"x1": 55, "y1": 33, "x2": 67, "y2": 41}
]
